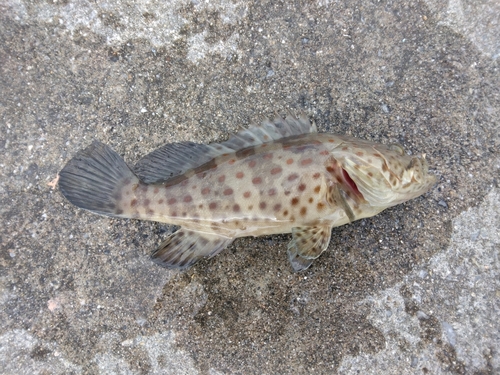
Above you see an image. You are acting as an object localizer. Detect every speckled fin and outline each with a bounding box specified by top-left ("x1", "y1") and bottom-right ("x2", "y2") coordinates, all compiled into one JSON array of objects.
[
  {"x1": 151, "y1": 229, "x2": 233, "y2": 269},
  {"x1": 134, "y1": 112, "x2": 316, "y2": 183},
  {"x1": 221, "y1": 112, "x2": 317, "y2": 150},
  {"x1": 134, "y1": 142, "x2": 230, "y2": 183},
  {"x1": 287, "y1": 224, "x2": 333, "y2": 271}
]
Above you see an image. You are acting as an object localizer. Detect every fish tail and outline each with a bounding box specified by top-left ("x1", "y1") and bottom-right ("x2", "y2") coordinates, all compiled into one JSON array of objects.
[{"x1": 59, "y1": 141, "x2": 139, "y2": 217}]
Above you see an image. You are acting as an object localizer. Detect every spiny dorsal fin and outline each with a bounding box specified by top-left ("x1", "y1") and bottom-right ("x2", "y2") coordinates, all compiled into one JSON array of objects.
[
  {"x1": 151, "y1": 229, "x2": 233, "y2": 269},
  {"x1": 287, "y1": 224, "x2": 332, "y2": 271},
  {"x1": 134, "y1": 112, "x2": 315, "y2": 183}
]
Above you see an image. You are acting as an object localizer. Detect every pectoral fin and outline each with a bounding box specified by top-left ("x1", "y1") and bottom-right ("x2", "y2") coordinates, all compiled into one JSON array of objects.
[
  {"x1": 152, "y1": 229, "x2": 233, "y2": 269},
  {"x1": 287, "y1": 224, "x2": 333, "y2": 271},
  {"x1": 329, "y1": 183, "x2": 356, "y2": 222}
]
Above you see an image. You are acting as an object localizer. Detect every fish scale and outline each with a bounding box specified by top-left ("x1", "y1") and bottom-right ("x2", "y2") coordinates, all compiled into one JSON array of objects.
[{"x1": 59, "y1": 113, "x2": 436, "y2": 271}]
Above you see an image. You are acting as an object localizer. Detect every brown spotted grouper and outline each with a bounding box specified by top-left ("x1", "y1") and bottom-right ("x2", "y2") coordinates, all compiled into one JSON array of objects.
[{"x1": 59, "y1": 113, "x2": 436, "y2": 271}]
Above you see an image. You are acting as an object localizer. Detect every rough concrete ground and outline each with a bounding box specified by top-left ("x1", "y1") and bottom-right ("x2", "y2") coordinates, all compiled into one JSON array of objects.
[{"x1": 0, "y1": 0, "x2": 498, "y2": 374}]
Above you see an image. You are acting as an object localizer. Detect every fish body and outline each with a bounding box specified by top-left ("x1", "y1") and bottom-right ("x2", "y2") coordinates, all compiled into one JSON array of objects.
[{"x1": 59, "y1": 114, "x2": 436, "y2": 270}]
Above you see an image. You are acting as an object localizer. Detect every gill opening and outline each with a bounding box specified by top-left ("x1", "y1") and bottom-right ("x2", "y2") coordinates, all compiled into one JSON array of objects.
[{"x1": 342, "y1": 168, "x2": 363, "y2": 198}]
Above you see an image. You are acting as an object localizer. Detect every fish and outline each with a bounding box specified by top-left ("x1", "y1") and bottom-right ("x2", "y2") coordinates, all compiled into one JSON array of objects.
[{"x1": 58, "y1": 113, "x2": 436, "y2": 271}]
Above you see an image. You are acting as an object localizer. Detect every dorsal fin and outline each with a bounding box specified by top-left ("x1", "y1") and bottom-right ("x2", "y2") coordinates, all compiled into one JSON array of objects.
[
  {"x1": 134, "y1": 112, "x2": 316, "y2": 183},
  {"x1": 133, "y1": 142, "x2": 232, "y2": 184}
]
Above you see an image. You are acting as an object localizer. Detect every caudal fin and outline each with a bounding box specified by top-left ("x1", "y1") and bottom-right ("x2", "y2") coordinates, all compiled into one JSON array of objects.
[{"x1": 59, "y1": 141, "x2": 139, "y2": 217}]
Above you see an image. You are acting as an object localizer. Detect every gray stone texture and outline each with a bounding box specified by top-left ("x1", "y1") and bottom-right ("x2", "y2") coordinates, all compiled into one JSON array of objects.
[{"x1": 1, "y1": 0, "x2": 498, "y2": 374}]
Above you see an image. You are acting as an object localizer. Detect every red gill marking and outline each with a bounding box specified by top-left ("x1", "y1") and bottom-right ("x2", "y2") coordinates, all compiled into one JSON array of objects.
[{"x1": 342, "y1": 169, "x2": 361, "y2": 196}]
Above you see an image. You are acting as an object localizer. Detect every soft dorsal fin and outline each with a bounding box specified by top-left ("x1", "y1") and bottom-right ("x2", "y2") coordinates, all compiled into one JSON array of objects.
[
  {"x1": 151, "y1": 229, "x2": 233, "y2": 269},
  {"x1": 134, "y1": 112, "x2": 316, "y2": 183},
  {"x1": 134, "y1": 142, "x2": 233, "y2": 184},
  {"x1": 287, "y1": 224, "x2": 333, "y2": 271}
]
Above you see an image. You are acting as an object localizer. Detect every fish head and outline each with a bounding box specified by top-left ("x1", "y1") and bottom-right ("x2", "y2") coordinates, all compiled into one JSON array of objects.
[{"x1": 334, "y1": 142, "x2": 436, "y2": 208}]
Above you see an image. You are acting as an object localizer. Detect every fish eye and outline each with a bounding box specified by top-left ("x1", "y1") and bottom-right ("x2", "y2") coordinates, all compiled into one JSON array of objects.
[{"x1": 388, "y1": 143, "x2": 405, "y2": 155}]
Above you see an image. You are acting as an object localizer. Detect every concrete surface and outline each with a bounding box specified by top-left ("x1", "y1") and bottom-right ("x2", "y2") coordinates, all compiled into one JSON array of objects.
[{"x1": 1, "y1": 0, "x2": 498, "y2": 374}]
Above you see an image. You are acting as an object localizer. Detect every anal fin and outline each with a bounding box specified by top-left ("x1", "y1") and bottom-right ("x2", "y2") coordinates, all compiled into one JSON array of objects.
[
  {"x1": 287, "y1": 224, "x2": 333, "y2": 271},
  {"x1": 151, "y1": 229, "x2": 233, "y2": 269}
]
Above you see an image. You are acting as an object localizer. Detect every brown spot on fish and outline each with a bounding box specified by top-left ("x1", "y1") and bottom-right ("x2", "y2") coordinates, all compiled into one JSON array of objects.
[
  {"x1": 268, "y1": 188, "x2": 277, "y2": 196},
  {"x1": 201, "y1": 187, "x2": 210, "y2": 195},
  {"x1": 209, "y1": 202, "x2": 217, "y2": 210},
  {"x1": 313, "y1": 172, "x2": 321, "y2": 179},
  {"x1": 373, "y1": 153, "x2": 382, "y2": 158},
  {"x1": 233, "y1": 204, "x2": 240, "y2": 212},
  {"x1": 356, "y1": 151, "x2": 364, "y2": 157},
  {"x1": 273, "y1": 203, "x2": 282, "y2": 212},
  {"x1": 368, "y1": 172, "x2": 373, "y2": 177},
  {"x1": 191, "y1": 185, "x2": 197, "y2": 190},
  {"x1": 286, "y1": 158, "x2": 294, "y2": 165},
  {"x1": 301, "y1": 158, "x2": 313, "y2": 166},
  {"x1": 314, "y1": 186, "x2": 321, "y2": 194},
  {"x1": 252, "y1": 177, "x2": 262, "y2": 185},
  {"x1": 259, "y1": 202, "x2": 267, "y2": 210},
  {"x1": 328, "y1": 139, "x2": 335, "y2": 143},
  {"x1": 283, "y1": 210, "x2": 289, "y2": 216},
  {"x1": 183, "y1": 195, "x2": 192, "y2": 203},
  {"x1": 298, "y1": 183, "x2": 306, "y2": 192},
  {"x1": 218, "y1": 175, "x2": 225, "y2": 183},
  {"x1": 131, "y1": 199, "x2": 138, "y2": 207},
  {"x1": 291, "y1": 197, "x2": 299, "y2": 206},
  {"x1": 198, "y1": 204, "x2": 203, "y2": 209},
  {"x1": 158, "y1": 199, "x2": 164, "y2": 204},
  {"x1": 248, "y1": 205, "x2": 254, "y2": 210},
  {"x1": 288, "y1": 173, "x2": 299, "y2": 181},
  {"x1": 139, "y1": 184, "x2": 148, "y2": 193},
  {"x1": 228, "y1": 159, "x2": 236, "y2": 165},
  {"x1": 116, "y1": 209, "x2": 124, "y2": 215},
  {"x1": 243, "y1": 191, "x2": 251, "y2": 198},
  {"x1": 143, "y1": 199, "x2": 150, "y2": 206},
  {"x1": 320, "y1": 150, "x2": 329, "y2": 156},
  {"x1": 308, "y1": 197, "x2": 314, "y2": 203},
  {"x1": 263, "y1": 153, "x2": 273, "y2": 160},
  {"x1": 326, "y1": 166, "x2": 335, "y2": 173},
  {"x1": 300, "y1": 207, "x2": 307, "y2": 216},
  {"x1": 317, "y1": 202, "x2": 325, "y2": 211},
  {"x1": 285, "y1": 191, "x2": 291, "y2": 196},
  {"x1": 270, "y1": 167, "x2": 282, "y2": 175},
  {"x1": 153, "y1": 187, "x2": 159, "y2": 194},
  {"x1": 382, "y1": 164, "x2": 389, "y2": 172},
  {"x1": 249, "y1": 160, "x2": 257, "y2": 168},
  {"x1": 147, "y1": 208, "x2": 155, "y2": 216},
  {"x1": 236, "y1": 171, "x2": 244, "y2": 179},
  {"x1": 342, "y1": 146, "x2": 349, "y2": 151},
  {"x1": 168, "y1": 198, "x2": 177, "y2": 205},
  {"x1": 224, "y1": 188, "x2": 234, "y2": 196}
]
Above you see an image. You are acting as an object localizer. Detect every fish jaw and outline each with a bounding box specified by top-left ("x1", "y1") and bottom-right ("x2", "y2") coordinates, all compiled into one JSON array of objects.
[{"x1": 330, "y1": 141, "x2": 436, "y2": 209}]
